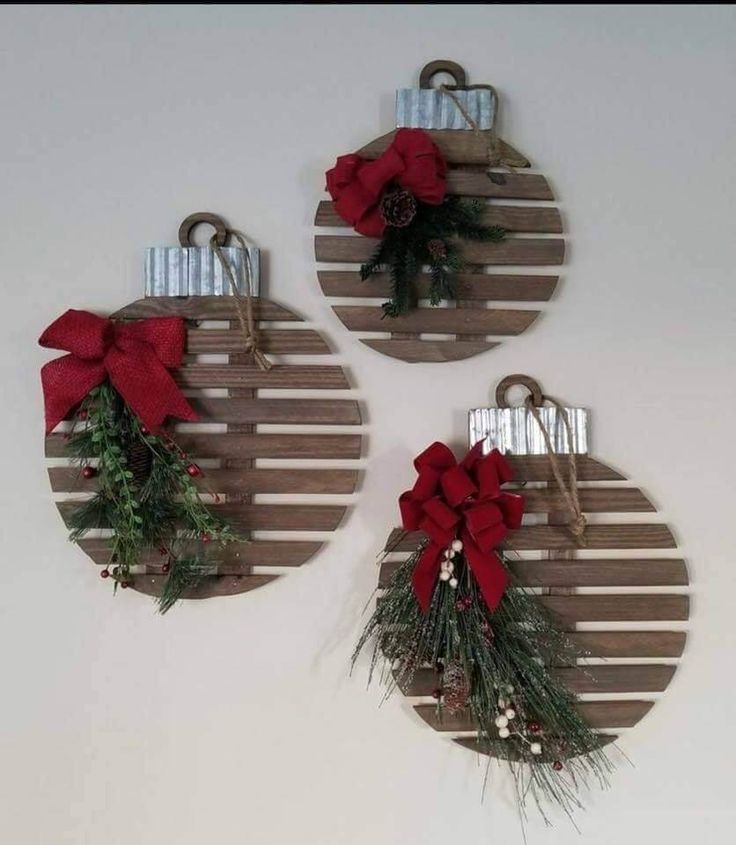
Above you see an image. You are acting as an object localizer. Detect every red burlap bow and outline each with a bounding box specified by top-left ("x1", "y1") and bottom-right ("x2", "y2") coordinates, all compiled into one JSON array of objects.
[
  {"x1": 39, "y1": 309, "x2": 198, "y2": 434},
  {"x1": 399, "y1": 442, "x2": 524, "y2": 613}
]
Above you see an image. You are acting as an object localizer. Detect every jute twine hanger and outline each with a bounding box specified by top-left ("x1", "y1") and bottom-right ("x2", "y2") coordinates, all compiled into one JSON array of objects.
[
  {"x1": 209, "y1": 229, "x2": 272, "y2": 371},
  {"x1": 496, "y1": 375, "x2": 587, "y2": 546},
  {"x1": 418, "y1": 59, "x2": 529, "y2": 171}
]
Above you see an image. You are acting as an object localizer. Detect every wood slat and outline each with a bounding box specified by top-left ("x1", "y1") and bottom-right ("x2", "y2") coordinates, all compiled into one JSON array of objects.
[
  {"x1": 378, "y1": 558, "x2": 688, "y2": 588},
  {"x1": 357, "y1": 130, "x2": 515, "y2": 166},
  {"x1": 58, "y1": 502, "x2": 347, "y2": 532},
  {"x1": 507, "y1": 455, "x2": 625, "y2": 482},
  {"x1": 175, "y1": 364, "x2": 350, "y2": 389},
  {"x1": 454, "y1": 734, "x2": 617, "y2": 759},
  {"x1": 315, "y1": 201, "x2": 563, "y2": 234},
  {"x1": 129, "y1": 572, "x2": 279, "y2": 600},
  {"x1": 78, "y1": 538, "x2": 323, "y2": 567},
  {"x1": 316, "y1": 235, "x2": 564, "y2": 266},
  {"x1": 445, "y1": 171, "x2": 554, "y2": 200},
  {"x1": 568, "y1": 631, "x2": 686, "y2": 658},
  {"x1": 385, "y1": 524, "x2": 677, "y2": 551},
  {"x1": 187, "y1": 329, "x2": 330, "y2": 355},
  {"x1": 362, "y1": 339, "x2": 498, "y2": 363},
  {"x1": 317, "y1": 271, "x2": 559, "y2": 302},
  {"x1": 516, "y1": 487, "x2": 654, "y2": 514},
  {"x1": 400, "y1": 664, "x2": 676, "y2": 697},
  {"x1": 49, "y1": 467, "x2": 359, "y2": 495},
  {"x1": 415, "y1": 700, "x2": 654, "y2": 732},
  {"x1": 543, "y1": 593, "x2": 688, "y2": 622},
  {"x1": 187, "y1": 397, "x2": 361, "y2": 425},
  {"x1": 113, "y1": 297, "x2": 301, "y2": 321},
  {"x1": 47, "y1": 433, "x2": 362, "y2": 459},
  {"x1": 333, "y1": 306, "x2": 538, "y2": 336}
]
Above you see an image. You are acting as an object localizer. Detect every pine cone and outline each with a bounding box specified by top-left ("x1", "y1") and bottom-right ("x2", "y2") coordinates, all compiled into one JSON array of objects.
[
  {"x1": 379, "y1": 189, "x2": 417, "y2": 227},
  {"x1": 442, "y1": 661, "x2": 471, "y2": 714},
  {"x1": 427, "y1": 238, "x2": 447, "y2": 260},
  {"x1": 126, "y1": 440, "x2": 152, "y2": 488}
]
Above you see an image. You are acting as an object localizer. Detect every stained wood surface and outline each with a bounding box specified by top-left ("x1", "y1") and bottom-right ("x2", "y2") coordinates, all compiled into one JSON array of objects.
[
  {"x1": 333, "y1": 306, "x2": 539, "y2": 336},
  {"x1": 376, "y1": 454, "x2": 688, "y2": 749},
  {"x1": 315, "y1": 235, "x2": 564, "y2": 266},
  {"x1": 78, "y1": 538, "x2": 323, "y2": 568},
  {"x1": 316, "y1": 202, "x2": 563, "y2": 233},
  {"x1": 318, "y1": 271, "x2": 559, "y2": 302},
  {"x1": 415, "y1": 700, "x2": 654, "y2": 731},
  {"x1": 47, "y1": 433, "x2": 363, "y2": 460},
  {"x1": 315, "y1": 128, "x2": 563, "y2": 362},
  {"x1": 47, "y1": 296, "x2": 361, "y2": 602}
]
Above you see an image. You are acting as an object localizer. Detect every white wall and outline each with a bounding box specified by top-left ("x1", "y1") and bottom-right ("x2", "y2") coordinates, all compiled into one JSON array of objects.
[{"x1": 1, "y1": 5, "x2": 735, "y2": 843}]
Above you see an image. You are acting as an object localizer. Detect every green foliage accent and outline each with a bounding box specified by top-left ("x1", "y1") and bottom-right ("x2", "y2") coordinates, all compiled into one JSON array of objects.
[
  {"x1": 360, "y1": 196, "x2": 506, "y2": 317},
  {"x1": 66, "y1": 383, "x2": 239, "y2": 613},
  {"x1": 353, "y1": 544, "x2": 616, "y2": 825}
]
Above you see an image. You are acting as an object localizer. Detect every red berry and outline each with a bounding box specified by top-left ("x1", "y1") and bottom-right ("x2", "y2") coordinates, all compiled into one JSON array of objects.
[
  {"x1": 162, "y1": 563, "x2": 171, "y2": 574},
  {"x1": 201, "y1": 533, "x2": 211, "y2": 543},
  {"x1": 140, "y1": 425, "x2": 149, "y2": 436},
  {"x1": 527, "y1": 721, "x2": 541, "y2": 734},
  {"x1": 552, "y1": 761, "x2": 564, "y2": 772},
  {"x1": 186, "y1": 464, "x2": 201, "y2": 477},
  {"x1": 120, "y1": 581, "x2": 130, "y2": 589},
  {"x1": 100, "y1": 569, "x2": 110, "y2": 579},
  {"x1": 431, "y1": 688, "x2": 442, "y2": 700},
  {"x1": 455, "y1": 599, "x2": 466, "y2": 612},
  {"x1": 82, "y1": 466, "x2": 97, "y2": 479},
  {"x1": 77, "y1": 409, "x2": 88, "y2": 420}
]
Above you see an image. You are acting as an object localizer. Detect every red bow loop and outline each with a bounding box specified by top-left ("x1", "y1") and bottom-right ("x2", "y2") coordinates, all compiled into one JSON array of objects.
[
  {"x1": 399, "y1": 441, "x2": 525, "y2": 614},
  {"x1": 39, "y1": 309, "x2": 198, "y2": 434}
]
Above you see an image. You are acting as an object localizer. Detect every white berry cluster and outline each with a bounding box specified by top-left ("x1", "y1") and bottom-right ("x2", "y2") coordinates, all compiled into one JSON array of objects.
[
  {"x1": 495, "y1": 685, "x2": 517, "y2": 739},
  {"x1": 439, "y1": 539, "x2": 464, "y2": 589}
]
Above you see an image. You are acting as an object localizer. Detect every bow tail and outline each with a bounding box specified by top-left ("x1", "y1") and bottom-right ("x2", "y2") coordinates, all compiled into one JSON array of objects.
[
  {"x1": 411, "y1": 543, "x2": 444, "y2": 613},
  {"x1": 461, "y1": 527, "x2": 509, "y2": 612},
  {"x1": 41, "y1": 355, "x2": 106, "y2": 434}
]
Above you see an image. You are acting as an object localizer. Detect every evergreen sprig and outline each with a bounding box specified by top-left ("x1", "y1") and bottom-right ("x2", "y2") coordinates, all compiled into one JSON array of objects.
[
  {"x1": 360, "y1": 196, "x2": 506, "y2": 317},
  {"x1": 353, "y1": 543, "x2": 616, "y2": 825},
  {"x1": 66, "y1": 382, "x2": 239, "y2": 613}
]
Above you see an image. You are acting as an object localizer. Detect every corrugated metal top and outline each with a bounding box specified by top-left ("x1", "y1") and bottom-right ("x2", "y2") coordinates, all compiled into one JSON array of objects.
[
  {"x1": 144, "y1": 246, "x2": 260, "y2": 297},
  {"x1": 396, "y1": 88, "x2": 495, "y2": 130},
  {"x1": 468, "y1": 406, "x2": 589, "y2": 456}
]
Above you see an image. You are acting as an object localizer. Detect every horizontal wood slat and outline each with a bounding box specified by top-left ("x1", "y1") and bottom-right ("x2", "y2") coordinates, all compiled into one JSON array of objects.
[
  {"x1": 454, "y1": 734, "x2": 617, "y2": 759},
  {"x1": 400, "y1": 664, "x2": 676, "y2": 697},
  {"x1": 187, "y1": 329, "x2": 330, "y2": 355},
  {"x1": 515, "y1": 487, "x2": 654, "y2": 513},
  {"x1": 47, "y1": 433, "x2": 362, "y2": 459},
  {"x1": 175, "y1": 364, "x2": 350, "y2": 389},
  {"x1": 568, "y1": 631, "x2": 686, "y2": 658},
  {"x1": 78, "y1": 539, "x2": 323, "y2": 567},
  {"x1": 49, "y1": 467, "x2": 359, "y2": 495},
  {"x1": 129, "y1": 573, "x2": 279, "y2": 600},
  {"x1": 58, "y1": 502, "x2": 347, "y2": 532},
  {"x1": 358, "y1": 130, "x2": 533, "y2": 172},
  {"x1": 315, "y1": 201, "x2": 563, "y2": 234},
  {"x1": 542, "y1": 593, "x2": 688, "y2": 622},
  {"x1": 316, "y1": 235, "x2": 564, "y2": 266},
  {"x1": 415, "y1": 700, "x2": 654, "y2": 732},
  {"x1": 333, "y1": 306, "x2": 538, "y2": 336},
  {"x1": 186, "y1": 397, "x2": 361, "y2": 425},
  {"x1": 507, "y1": 455, "x2": 626, "y2": 482},
  {"x1": 361, "y1": 339, "x2": 498, "y2": 363},
  {"x1": 318, "y1": 271, "x2": 559, "y2": 302},
  {"x1": 386, "y1": 524, "x2": 677, "y2": 551},
  {"x1": 445, "y1": 171, "x2": 554, "y2": 200},
  {"x1": 378, "y1": 558, "x2": 688, "y2": 588},
  {"x1": 113, "y1": 297, "x2": 301, "y2": 322}
]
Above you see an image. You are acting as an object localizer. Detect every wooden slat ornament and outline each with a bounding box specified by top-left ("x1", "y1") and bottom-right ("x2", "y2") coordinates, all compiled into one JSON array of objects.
[
  {"x1": 375, "y1": 443, "x2": 688, "y2": 757},
  {"x1": 45, "y1": 214, "x2": 363, "y2": 605},
  {"x1": 314, "y1": 60, "x2": 565, "y2": 363}
]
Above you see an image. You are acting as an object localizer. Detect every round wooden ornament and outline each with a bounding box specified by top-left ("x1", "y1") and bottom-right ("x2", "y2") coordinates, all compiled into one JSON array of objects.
[
  {"x1": 378, "y1": 376, "x2": 688, "y2": 756},
  {"x1": 46, "y1": 214, "x2": 362, "y2": 604},
  {"x1": 315, "y1": 60, "x2": 564, "y2": 363}
]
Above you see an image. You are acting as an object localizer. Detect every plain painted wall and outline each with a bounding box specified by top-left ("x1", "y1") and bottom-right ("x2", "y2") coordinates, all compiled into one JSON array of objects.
[{"x1": 1, "y1": 5, "x2": 735, "y2": 844}]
